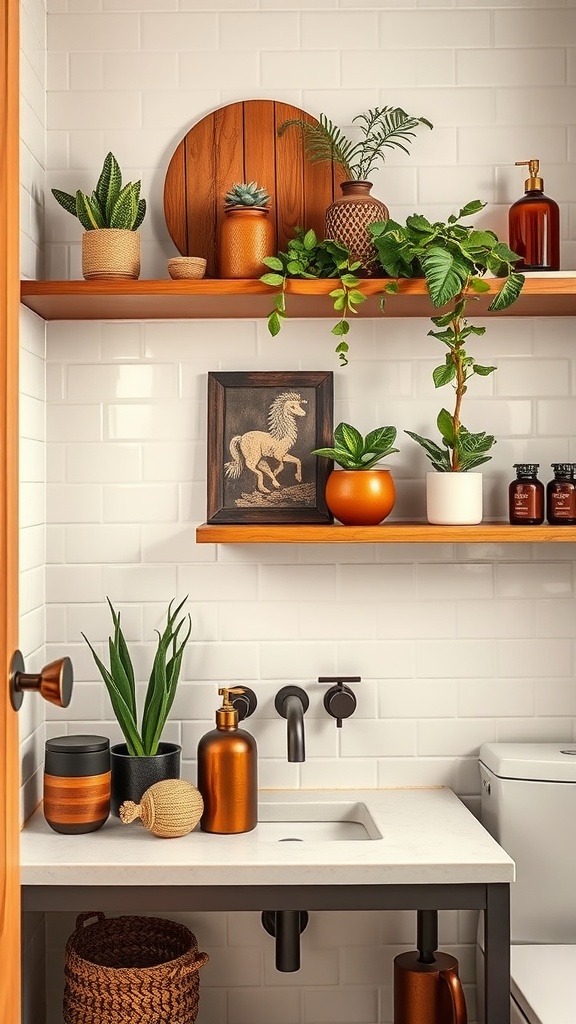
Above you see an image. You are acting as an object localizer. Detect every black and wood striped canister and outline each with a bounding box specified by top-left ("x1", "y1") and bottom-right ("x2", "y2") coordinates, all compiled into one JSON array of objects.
[{"x1": 44, "y1": 735, "x2": 111, "y2": 834}]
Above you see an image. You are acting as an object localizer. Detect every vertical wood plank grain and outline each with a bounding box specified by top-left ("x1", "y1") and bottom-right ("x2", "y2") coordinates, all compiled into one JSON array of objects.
[
  {"x1": 162, "y1": 142, "x2": 187, "y2": 257},
  {"x1": 243, "y1": 100, "x2": 277, "y2": 253},
  {"x1": 214, "y1": 102, "x2": 244, "y2": 276},
  {"x1": 275, "y1": 103, "x2": 306, "y2": 253},
  {"x1": 185, "y1": 113, "x2": 217, "y2": 276},
  {"x1": 0, "y1": 1, "x2": 21, "y2": 1021}
]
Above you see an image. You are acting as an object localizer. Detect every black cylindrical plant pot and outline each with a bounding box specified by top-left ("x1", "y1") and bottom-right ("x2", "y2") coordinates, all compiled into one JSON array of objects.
[{"x1": 110, "y1": 742, "x2": 181, "y2": 817}]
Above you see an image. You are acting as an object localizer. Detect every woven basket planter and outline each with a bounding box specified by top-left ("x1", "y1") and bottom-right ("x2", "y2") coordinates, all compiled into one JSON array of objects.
[
  {"x1": 82, "y1": 229, "x2": 141, "y2": 281},
  {"x1": 63, "y1": 912, "x2": 209, "y2": 1024},
  {"x1": 324, "y1": 180, "x2": 388, "y2": 274}
]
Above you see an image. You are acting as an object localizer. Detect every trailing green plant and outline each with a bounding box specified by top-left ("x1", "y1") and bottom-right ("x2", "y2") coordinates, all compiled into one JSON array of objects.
[
  {"x1": 224, "y1": 181, "x2": 271, "y2": 208},
  {"x1": 261, "y1": 227, "x2": 365, "y2": 366},
  {"x1": 82, "y1": 597, "x2": 191, "y2": 757},
  {"x1": 312, "y1": 421, "x2": 399, "y2": 470},
  {"x1": 369, "y1": 200, "x2": 525, "y2": 471},
  {"x1": 278, "y1": 107, "x2": 433, "y2": 181},
  {"x1": 51, "y1": 151, "x2": 146, "y2": 231}
]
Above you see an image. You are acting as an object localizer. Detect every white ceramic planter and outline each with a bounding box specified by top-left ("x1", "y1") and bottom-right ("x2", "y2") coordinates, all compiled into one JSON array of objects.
[{"x1": 426, "y1": 471, "x2": 483, "y2": 525}]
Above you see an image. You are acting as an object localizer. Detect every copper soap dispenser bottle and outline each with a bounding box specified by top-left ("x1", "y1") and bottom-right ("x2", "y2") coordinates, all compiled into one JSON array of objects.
[
  {"x1": 197, "y1": 686, "x2": 258, "y2": 834},
  {"x1": 509, "y1": 158, "x2": 560, "y2": 271}
]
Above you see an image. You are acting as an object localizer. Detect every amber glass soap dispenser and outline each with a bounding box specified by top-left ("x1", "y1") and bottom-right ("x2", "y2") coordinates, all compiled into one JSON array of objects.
[
  {"x1": 509, "y1": 159, "x2": 560, "y2": 271},
  {"x1": 197, "y1": 687, "x2": 257, "y2": 834}
]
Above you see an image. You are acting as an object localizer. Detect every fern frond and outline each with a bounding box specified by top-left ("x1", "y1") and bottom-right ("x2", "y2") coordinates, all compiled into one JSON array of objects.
[
  {"x1": 352, "y1": 106, "x2": 433, "y2": 178},
  {"x1": 278, "y1": 116, "x2": 356, "y2": 178}
]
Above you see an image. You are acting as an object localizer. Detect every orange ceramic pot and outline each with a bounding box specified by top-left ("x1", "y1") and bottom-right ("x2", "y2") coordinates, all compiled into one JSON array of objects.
[
  {"x1": 325, "y1": 469, "x2": 395, "y2": 526},
  {"x1": 219, "y1": 207, "x2": 275, "y2": 279}
]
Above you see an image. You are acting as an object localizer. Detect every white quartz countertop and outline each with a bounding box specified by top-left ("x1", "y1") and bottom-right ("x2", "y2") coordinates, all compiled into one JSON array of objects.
[{"x1": 20, "y1": 788, "x2": 514, "y2": 888}]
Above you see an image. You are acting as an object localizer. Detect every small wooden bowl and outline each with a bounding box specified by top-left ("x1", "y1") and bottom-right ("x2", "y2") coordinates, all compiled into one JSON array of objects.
[{"x1": 168, "y1": 257, "x2": 207, "y2": 280}]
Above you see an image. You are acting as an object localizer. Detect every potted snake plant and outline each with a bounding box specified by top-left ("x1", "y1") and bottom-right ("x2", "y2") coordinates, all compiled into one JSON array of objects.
[
  {"x1": 312, "y1": 421, "x2": 399, "y2": 525},
  {"x1": 370, "y1": 200, "x2": 525, "y2": 524},
  {"x1": 83, "y1": 596, "x2": 191, "y2": 815},
  {"x1": 219, "y1": 180, "x2": 275, "y2": 279},
  {"x1": 52, "y1": 151, "x2": 146, "y2": 281}
]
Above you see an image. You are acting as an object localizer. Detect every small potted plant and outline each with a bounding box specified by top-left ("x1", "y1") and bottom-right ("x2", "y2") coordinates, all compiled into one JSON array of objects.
[
  {"x1": 369, "y1": 200, "x2": 525, "y2": 525},
  {"x1": 83, "y1": 596, "x2": 191, "y2": 815},
  {"x1": 219, "y1": 180, "x2": 275, "y2": 279},
  {"x1": 278, "y1": 106, "x2": 432, "y2": 270},
  {"x1": 311, "y1": 421, "x2": 399, "y2": 525},
  {"x1": 51, "y1": 151, "x2": 146, "y2": 281}
]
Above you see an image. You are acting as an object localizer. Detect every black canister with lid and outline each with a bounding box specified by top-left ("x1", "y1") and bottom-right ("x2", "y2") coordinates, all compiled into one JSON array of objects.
[
  {"x1": 509, "y1": 464, "x2": 544, "y2": 525},
  {"x1": 44, "y1": 735, "x2": 111, "y2": 834},
  {"x1": 547, "y1": 463, "x2": 576, "y2": 525}
]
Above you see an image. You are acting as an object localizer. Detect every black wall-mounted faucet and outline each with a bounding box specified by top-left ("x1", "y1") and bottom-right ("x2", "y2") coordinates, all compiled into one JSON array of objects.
[
  {"x1": 319, "y1": 676, "x2": 360, "y2": 728},
  {"x1": 274, "y1": 685, "x2": 309, "y2": 762}
]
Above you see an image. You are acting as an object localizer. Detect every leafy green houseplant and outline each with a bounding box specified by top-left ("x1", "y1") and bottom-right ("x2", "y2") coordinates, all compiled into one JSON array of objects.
[
  {"x1": 311, "y1": 422, "x2": 399, "y2": 526},
  {"x1": 52, "y1": 151, "x2": 146, "y2": 232},
  {"x1": 82, "y1": 597, "x2": 191, "y2": 757},
  {"x1": 370, "y1": 200, "x2": 525, "y2": 473},
  {"x1": 278, "y1": 106, "x2": 433, "y2": 183},
  {"x1": 52, "y1": 152, "x2": 146, "y2": 281},
  {"x1": 261, "y1": 228, "x2": 365, "y2": 366},
  {"x1": 311, "y1": 422, "x2": 399, "y2": 469},
  {"x1": 278, "y1": 106, "x2": 432, "y2": 273}
]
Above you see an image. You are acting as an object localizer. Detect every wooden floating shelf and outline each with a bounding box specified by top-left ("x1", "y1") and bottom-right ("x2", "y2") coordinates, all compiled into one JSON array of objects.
[
  {"x1": 196, "y1": 522, "x2": 576, "y2": 544},
  {"x1": 20, "y1": 276, "x2": 576, "y2": 322}
]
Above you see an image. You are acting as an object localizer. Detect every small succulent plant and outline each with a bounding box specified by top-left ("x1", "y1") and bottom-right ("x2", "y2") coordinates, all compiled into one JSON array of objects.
[
  {"x1": 312, "y1": 422, "x2": 399, "y2": 471},
  {"x1": 52, "y1": 151, "x2": 146, "y2": 231},
  {"x1": 224, "y1": 181, "x2": 271, "y2": 209}
]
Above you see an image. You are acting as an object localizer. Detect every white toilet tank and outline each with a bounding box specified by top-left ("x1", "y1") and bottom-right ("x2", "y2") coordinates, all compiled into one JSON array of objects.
[{"x1": 479, "y1": 742, "x2": 576, "y2": 944}]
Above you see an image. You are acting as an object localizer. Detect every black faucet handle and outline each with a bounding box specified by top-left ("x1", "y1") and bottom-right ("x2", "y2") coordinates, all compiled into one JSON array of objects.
[
  {"x1": 319, "y1": 676, "x2": 360, "y2": 728},
  {"x1": 230, "y1": 686, "x2": 258, "y2": 721}
]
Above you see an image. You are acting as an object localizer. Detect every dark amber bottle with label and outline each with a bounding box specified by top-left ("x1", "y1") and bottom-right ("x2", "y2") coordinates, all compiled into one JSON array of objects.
[
  {"x1": 509, "y1": 464, "x2": 544, "y2": 525},
  {"x1": 546, "y1": 464, "x2": 576, "y2": 525},
  {"x1": 509, "y1": 159, "x2": 560, "y2": 271}
]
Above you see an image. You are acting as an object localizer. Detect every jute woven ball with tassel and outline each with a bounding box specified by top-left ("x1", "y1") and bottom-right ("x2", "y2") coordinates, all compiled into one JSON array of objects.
[{"x1": 120, "y1": 779, "x2": 204, "y2": 838}]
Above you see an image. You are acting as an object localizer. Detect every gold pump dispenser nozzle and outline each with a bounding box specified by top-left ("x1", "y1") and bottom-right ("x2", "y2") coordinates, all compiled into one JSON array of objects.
[
  {"x1": 215, "y1": 686, "x2": 244, "y2": 729},
  {"x1": 515, "y1": 159, "x2": 543, "y2": 192}
]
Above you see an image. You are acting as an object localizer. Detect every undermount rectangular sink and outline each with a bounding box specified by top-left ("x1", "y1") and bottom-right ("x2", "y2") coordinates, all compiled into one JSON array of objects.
[{"x1": 256, "y1": 800, "x2": 382, "y2": 842}]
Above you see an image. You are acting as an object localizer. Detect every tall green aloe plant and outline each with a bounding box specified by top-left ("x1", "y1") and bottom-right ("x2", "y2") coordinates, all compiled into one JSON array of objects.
[
  {"x1": 52, "y1": 151, "x2": 146, "y2": 231},
  {"x1": 83, "y1": 597, "x2": 191, "y2": 756}
]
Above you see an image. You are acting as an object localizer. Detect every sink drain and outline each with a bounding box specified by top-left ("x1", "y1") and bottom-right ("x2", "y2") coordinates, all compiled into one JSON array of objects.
[{"x1": 278, "y1": 837, "x2": 303, "y2": 842}]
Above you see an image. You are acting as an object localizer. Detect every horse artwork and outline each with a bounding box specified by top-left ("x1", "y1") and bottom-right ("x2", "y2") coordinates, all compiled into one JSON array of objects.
[
  {"x1": 224, "y1": 390, "x2": 308, "y2": 497},
  {"x1": 207, "y1": 371, "x2": 334, "y2": 524}
]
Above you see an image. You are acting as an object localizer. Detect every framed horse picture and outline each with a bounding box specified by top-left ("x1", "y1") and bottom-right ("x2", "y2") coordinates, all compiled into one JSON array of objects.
[{"x1": 207, "y1": 370, "x2": 334, "y2": 524}]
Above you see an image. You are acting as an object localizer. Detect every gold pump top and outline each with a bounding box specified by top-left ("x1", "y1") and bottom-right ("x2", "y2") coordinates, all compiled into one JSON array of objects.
[
  {"x1": 215, "y1": 686, "x2": 244, "y2": 729},
  {"x1": 515, "y1": 159, "x2": 543, "y2": 192}
]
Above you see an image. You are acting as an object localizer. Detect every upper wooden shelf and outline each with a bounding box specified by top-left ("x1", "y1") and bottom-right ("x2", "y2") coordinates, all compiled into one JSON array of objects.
[
  {"x1": 196, "y1": 522, "x2": 576, "y2": 544},
  {"x1": 20, "y1": 276, "x2": 576, "y2": 322}
]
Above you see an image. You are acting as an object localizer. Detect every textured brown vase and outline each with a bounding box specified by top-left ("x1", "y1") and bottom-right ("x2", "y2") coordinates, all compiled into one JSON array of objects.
[
  {"x1": 82, "y1": 229, "x2": 140, "y2": 281},
  {"x1": 325, "y1": 181, "x2": 389, "y2": 273},
  {"x1": 219, "y1": 207, "x2": 275, "y2": 279},
  {"x1": 325, "y1": 469, "x2": 395, "y2": 526}
]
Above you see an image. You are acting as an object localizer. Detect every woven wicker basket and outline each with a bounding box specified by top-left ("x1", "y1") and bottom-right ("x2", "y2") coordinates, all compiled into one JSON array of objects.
[
  {"x1": 63, "y1": 912, "x2": 208, "y2": 1024},
  {"x1": 82, "y1": 229, "x2": 140, "y2": 280}
]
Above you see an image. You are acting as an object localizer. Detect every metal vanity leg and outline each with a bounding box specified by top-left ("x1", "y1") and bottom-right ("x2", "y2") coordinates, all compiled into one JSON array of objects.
[{"x1": 484, "y1": 884, "x2": 510, "y2": 1024}]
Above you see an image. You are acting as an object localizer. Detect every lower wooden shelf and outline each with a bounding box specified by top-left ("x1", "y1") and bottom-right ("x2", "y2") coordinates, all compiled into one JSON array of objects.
[{"x1": 195, "y1": 522, "x2": 576, "y2": 544}]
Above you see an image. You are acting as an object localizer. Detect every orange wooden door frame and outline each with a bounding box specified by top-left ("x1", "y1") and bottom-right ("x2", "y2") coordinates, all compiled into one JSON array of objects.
[{"x1": 0, "y1": 0, "x2": 21, "y2": 1022}]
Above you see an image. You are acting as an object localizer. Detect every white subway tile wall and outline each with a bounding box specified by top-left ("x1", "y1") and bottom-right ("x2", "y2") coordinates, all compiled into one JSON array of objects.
[{"x1": 20, "y1": 2, "x2": 576, "y2": 1023}]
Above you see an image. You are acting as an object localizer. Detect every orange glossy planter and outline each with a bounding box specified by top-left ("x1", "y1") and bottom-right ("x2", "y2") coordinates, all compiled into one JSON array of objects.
[{"x1": 325, "y1": 469, "x2": 395, "y2": 526}]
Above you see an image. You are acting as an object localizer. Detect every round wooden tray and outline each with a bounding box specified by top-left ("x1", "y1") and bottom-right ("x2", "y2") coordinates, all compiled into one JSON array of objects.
[{"x1": 163, "y1": 99, "x2": 346, "y2": 278}]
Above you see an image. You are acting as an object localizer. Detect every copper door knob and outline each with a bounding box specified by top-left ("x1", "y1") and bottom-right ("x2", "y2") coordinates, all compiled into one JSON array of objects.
[{"x1": 9, "y1": 650, "x2": 73, "y2": 711}]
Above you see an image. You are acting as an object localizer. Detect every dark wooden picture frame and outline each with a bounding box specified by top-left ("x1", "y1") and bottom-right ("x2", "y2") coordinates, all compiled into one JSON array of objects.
[{"x1": 207, "y1": 371, "x2": 334, "y2": 524}]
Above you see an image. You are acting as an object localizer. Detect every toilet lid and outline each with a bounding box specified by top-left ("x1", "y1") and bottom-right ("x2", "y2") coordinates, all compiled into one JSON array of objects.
[{"x1": 511, "y1": 945, "x2": 576, "y2": 1024}]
